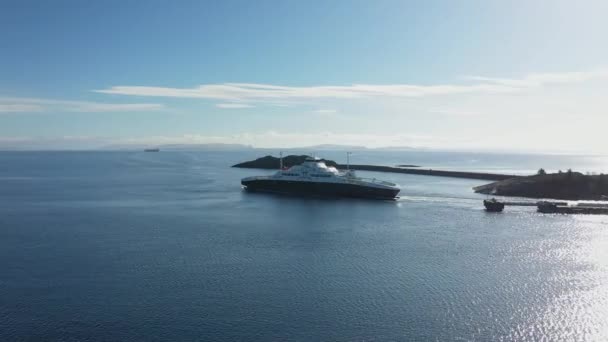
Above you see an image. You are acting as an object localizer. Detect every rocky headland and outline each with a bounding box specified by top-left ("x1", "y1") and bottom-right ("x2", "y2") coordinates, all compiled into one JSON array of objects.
[{"x1": 474, "y1": 171, "x2": 608, "y2": 200}]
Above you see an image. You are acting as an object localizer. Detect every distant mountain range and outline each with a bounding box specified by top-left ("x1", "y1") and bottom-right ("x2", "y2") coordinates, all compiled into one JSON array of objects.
[
  {"x1": 282, "y1": 144, "x2": 425, "y2": 151},
  {"x1": 101, "y1": 143, "x2": 423, "y2": 152},
  {"x1": 284, "y1": 144, "x2": 369, "y2": 151},
  {"x1": 157, "y1": 143, "x2": 255, "y2": 151},
  {"x1": 103, "y1": 143, "x2": 254, "y2": 151}
]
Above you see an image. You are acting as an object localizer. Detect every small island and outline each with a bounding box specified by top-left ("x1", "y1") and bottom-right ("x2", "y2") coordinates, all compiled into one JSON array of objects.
[{"x1": 474, "y1": 170, "x2": 608, "y2": 200}]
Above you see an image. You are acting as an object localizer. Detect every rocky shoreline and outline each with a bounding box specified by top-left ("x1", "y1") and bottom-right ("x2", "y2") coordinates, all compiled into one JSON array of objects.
[{"x1": 474, "y1": 171, "x2": 608, "y2": 200}]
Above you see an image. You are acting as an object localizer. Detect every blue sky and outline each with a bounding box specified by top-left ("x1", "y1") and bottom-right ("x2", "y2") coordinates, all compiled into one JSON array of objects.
[{"x1": 2, "y1": 0, "x2": 608, "y2": 151}]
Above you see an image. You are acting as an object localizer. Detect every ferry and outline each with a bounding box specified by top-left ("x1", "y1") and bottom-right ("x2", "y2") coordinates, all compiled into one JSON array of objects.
[{"x1": 241, "y1": 155, "x2": 400, "y2": 199}]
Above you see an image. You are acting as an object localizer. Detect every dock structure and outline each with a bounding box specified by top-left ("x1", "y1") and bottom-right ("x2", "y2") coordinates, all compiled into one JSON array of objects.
[
  {"x1": 500, "y1": 201, "x2": 539, "y2": 207},
  {"x1": 483, "y1": 198, "x2": 608, "y2": 215}
]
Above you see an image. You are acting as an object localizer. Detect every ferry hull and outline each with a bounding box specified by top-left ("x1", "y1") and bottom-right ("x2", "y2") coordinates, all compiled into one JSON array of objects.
[{"x1": 241, "y1": 179, "x2": 399, "y2": 199}]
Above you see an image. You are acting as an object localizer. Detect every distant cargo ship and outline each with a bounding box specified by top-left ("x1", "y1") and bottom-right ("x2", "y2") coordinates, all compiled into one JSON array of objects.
[
  {"x1": 241, "y1": 156, "x2": 400, "y2": 199},
  {"x1": 144, "y1": 148, "x2": 160, "y2": 152}
]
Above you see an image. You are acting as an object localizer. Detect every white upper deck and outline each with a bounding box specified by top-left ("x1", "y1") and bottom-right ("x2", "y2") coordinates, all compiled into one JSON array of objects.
[
  {"x1": 250, "y1": 156, "x2": 399, "y2": 190},
  {"x1": 278, "y1": 157, "x2": 342, "y2": 177}
]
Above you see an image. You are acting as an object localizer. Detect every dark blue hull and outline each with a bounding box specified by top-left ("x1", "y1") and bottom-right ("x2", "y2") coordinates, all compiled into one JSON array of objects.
[{"x1": 242, "y1": 179, "x2": 399, "y2": 199}]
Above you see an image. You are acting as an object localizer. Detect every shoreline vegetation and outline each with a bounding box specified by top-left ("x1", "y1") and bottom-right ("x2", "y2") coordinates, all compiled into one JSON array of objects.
[{"x1": 234, "y1": 155, "x2": 608, "y2": 200}]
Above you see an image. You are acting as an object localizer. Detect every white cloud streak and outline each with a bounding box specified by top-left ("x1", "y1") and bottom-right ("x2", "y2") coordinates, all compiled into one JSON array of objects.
[
  {"x1": 0, "y1": 104, "x2": 46, "y2": 112},
  {"x1": 429, "y1": 108, "x2": 481, "y2": 116},
  {"x1": 313, "y1": 109, "x2": 337, "y2": 114},
  {"x1": 95, "y1": 83, "x2": 519, "y2": 101},
  {"x1": 465, "y1": 69, "x2": 608, "y2": 88},
  {"x1": 94, "y1": 69, "x2": 608, "y2": 102},
  {"x1": 0, "y1": 96, "x2": 164, "y2": 113},
  {"x1": 215, "y1": 103, "x2": 254, "y2": 109},
  {"x1": 0, "y1": 135, "x2": 113, "y2": 150}
]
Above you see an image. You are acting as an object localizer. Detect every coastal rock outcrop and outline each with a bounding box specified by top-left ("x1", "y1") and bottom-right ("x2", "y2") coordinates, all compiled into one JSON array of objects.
[{"x1": 474, "y1": 171, "x2": 608, "y2": 200}]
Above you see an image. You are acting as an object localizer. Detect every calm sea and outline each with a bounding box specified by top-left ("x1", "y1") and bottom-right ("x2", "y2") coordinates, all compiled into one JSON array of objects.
[{"x1": 1, "y1": 150, "x2": 607, "y2": 341}]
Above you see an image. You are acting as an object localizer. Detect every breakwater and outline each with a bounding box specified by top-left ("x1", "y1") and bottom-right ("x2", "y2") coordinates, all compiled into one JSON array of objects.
[
  {"x1": 233, "y1": 155, "x2": 519, "y2": 181},
  {"x1": 338, "y1": 165, "x2": 517, "y2": 181}
]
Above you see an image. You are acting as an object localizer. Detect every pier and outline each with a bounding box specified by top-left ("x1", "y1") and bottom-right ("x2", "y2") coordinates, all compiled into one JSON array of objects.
[{"x1": 483, "y1": 199, "x2": 608, "y2": 215}]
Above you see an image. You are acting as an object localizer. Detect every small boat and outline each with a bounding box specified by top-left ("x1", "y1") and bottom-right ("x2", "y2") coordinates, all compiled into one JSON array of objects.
[
  {"x1": 144, "y1": 148, "x2": 160, "y2": 152},
  {"x1": 483, "y1": 198, "x2": 505, "y2": 212}
]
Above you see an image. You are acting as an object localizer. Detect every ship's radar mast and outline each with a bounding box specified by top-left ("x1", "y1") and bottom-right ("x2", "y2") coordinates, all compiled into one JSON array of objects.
[{"x1": 347, "y1": 152, "x2": 352, "y2": 171}]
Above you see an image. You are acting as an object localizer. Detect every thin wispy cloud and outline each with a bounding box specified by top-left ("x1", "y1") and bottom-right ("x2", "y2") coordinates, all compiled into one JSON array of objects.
[
  {"x1": 215, "y1": 103, "x2": 254, "y2": 109},
  {"x1": 0, "y1": 97, "x2": 164, "y2": 113},
  {"x1": 94, "y1": 82, "x2": 518, "y2": 101},
  {"x1": 0, "y1": 135, "x2": 112, "y2": 150},
  {"x1": 429, "y1": 108, "x2": 481, "y2": 116},
  {"x1": 465, "y1": 69, "x2": 608, "y2": 88},
  {"x1": 313, "y1": 109, "x2": 337, "y2": 114},
  {"x1": 67, "y1": 103, "x2": 164, "y2": 112},
  {"x1": 93, "y1": 68, "x2": 608, "y2": 102},
  {"x1": 0, "y1": 104, "x2": 45, "y2": 113}
]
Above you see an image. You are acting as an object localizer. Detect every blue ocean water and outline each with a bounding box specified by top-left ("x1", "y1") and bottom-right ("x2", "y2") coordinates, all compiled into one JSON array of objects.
[{"x1": 1, "y1": 151, "x2": 607, "y2": 341}]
